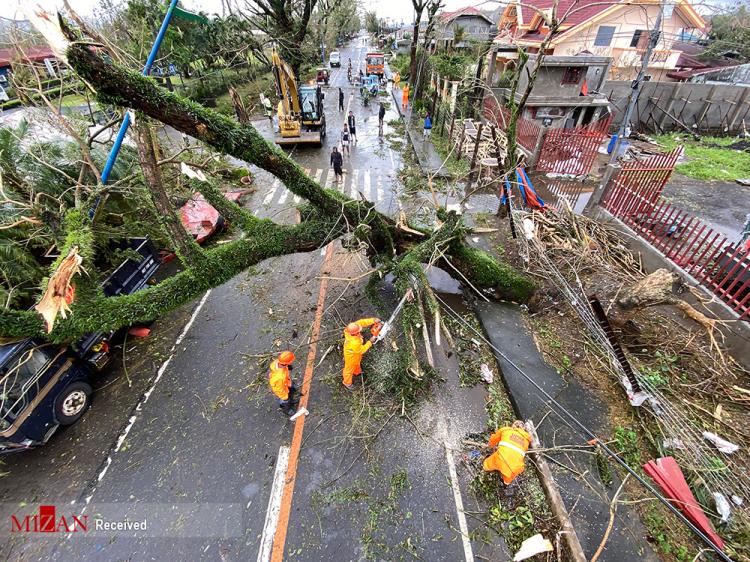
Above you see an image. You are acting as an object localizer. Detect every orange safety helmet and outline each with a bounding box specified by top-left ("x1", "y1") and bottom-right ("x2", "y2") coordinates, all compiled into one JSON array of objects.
[
  {"x1": 345, "y1": 322, "x2": 362, "y2": 336},
  {"x1": 278, "y1": 350, "x2": 296, "y2": 365}
]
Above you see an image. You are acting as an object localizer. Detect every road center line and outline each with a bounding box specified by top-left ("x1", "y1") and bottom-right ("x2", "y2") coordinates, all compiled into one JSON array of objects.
[
  {"x1": 257, "y1": 445, "x2": 291, "y2": 562},
  {"x1": 271, "y1": 242, "x2": 334, "y2": 561},
  {"x1": 444, "y1": 441, "x2": 474, "y2": 562}
]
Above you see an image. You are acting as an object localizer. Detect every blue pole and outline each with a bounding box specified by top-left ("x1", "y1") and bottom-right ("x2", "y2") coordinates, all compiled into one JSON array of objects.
[{"x1": 97, "y1": 0, "x2": 180, "y2": 190}]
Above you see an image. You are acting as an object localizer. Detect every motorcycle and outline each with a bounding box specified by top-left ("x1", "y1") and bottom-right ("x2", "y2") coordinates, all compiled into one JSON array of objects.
[{"x1": 361, "y1": 88, "x2": 370, "y2": 107}]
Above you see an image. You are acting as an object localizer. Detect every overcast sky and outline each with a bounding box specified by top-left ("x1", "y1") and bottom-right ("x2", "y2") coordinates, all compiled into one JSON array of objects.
[
  {"x1": 2, "y1": 0, "x2": 506, "y2": 27},
  {"x1": 1, "y1": 0, "x2": 737, "y2": 29}
]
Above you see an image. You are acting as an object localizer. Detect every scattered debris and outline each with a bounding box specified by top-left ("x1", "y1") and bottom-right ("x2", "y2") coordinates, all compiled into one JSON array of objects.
[
  {"x1": 480, "y1": 363, "x2": 494, "y2": 384},
  {"x1": 289, "y1": 406, "x2": 308, "y2": 421},
  {"x1": 513, "y1": 533, "x2": 553, "y2": 561},
  {"x1": 703, "y1": 431, "x2": 740, "y2": 454},
  {"x1": 662, "y1": 438, "x2": 685, "y2": 450},
  {"x1": 643, "y1": 457, "x2": 725, "y2": 550},
  {"x1": 128, "y1": 326, "x2": 151, "y2": 338},
  {"x1": 713, "y1": 492, "x2": 732, "y2": 523}
]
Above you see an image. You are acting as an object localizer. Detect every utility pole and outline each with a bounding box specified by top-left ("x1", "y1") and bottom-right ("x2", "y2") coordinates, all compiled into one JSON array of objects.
[{"x1": 607, "y1": 3, "x2": 663, "y2": 163}]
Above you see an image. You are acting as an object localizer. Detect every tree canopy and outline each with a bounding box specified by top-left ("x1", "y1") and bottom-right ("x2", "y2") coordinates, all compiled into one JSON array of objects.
[{"x1": 0, "y1": 17, "x2": 534, "y2": 343}]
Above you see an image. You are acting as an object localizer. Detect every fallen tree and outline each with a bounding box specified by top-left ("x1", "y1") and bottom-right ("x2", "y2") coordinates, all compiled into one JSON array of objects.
[{"x1": 0, "y1": 16, "x2": 534, "y2": 342}]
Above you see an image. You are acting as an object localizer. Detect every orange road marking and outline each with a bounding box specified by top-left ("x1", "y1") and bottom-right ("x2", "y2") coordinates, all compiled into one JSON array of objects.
[{"x1": 271, "y1": 242, "x2": 334, "y2": 561}]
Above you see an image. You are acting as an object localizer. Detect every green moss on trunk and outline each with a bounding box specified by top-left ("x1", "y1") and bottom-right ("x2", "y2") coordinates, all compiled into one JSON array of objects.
[{"x1": 0, "y1": 216, "x2": 337, "y2": 341}]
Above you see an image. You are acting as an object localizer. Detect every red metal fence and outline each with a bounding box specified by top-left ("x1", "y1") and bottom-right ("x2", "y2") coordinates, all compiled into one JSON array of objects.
[
  {"x1": 483, "y1": 96, "x2": 540, "y2": 153},
  {"x1": 602, "y1": 149, "x2": 750, "y2": 319},
  {"x1": 536, "y1": 117, "x2": 612, "y2": 177}
]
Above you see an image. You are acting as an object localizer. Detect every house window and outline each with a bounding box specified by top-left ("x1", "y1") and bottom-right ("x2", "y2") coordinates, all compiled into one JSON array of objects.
[
  {"x1": 594, "y1": 25, "x2": 615, "y2": 47},
  {"x1": 561, "y1": 67, "x2": 583, "y2": 85},
  {"x1": 630, "y1": 30, "x2": 644, "y2": 48},
  {"x1": 631, "y1": 29, "x2": 660, "y2": 49}
]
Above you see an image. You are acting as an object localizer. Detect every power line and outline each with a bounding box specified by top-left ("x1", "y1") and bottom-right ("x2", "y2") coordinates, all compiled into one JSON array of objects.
[{"x1": 433, "y1": 291, "x2": 733, "y2": 562}]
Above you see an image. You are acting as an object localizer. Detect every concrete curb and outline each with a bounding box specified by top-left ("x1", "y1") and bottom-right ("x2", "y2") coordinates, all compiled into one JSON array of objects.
[{"x1": 528, "y1": 422, "x2": 587, "y2": 562}]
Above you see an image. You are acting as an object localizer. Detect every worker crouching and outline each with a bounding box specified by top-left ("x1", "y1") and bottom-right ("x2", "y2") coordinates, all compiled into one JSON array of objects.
[
  {"x1": 269, "y1": 351, "x2": 298, "y2": 415},
  {"x1": 483, "y1": 420, "x2": 532, "y2": 484},
  {"x1": 342, "y1": 318, "x2": 381, "y2": 390}
]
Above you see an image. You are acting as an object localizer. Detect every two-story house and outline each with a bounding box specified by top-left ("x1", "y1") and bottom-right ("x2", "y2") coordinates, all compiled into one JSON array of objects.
[
  {"x1": 496, "y1": 0, "x2": 706, "y2": 80},
  {"x1": 436, "y1": 7, "x2": 495, "y2": 49}
]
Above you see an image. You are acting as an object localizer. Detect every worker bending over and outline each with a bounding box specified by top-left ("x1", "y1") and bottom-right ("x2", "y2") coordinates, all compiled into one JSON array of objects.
[
  {"x1": 269, "y1": 351, "x2": 298, "y2": 415},
  {"x1": 342, "y1": 318, "x2": 381, "y2": 390},
  {"x1": 483, "y1": 420, "x2": 532, "y2": 484}
]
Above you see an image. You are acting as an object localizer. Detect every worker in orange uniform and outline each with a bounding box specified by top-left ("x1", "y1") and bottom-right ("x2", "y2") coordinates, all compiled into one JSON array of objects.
[
  {"x1": 401, "y1": 83, "x2": 410, "y2": 111},
  {"x1": 483, "y1": 420, "x2": 532, "y2": 484},
  {"x1": 342, "y1": 318, "x2": 381, "y2": 390},
  {"x1": 269, "y1": 351, "x2": 298, "y2": 415}
]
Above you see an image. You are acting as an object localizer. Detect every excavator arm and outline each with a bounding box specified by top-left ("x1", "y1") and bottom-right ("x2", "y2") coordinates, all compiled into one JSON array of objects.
[
  {"x1": 269, "y1": 49, "x2": 325, "y2": 146},
  {"x1": 271, "y1": 50, "x2": 301, "y2": 122}
]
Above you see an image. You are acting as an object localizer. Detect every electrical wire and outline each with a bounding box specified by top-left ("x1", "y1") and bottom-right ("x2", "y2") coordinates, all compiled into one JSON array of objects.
[
  {"x1": 433, "y1": 291, "x2": 733, "y2": 562},
  {"x1": 511, "y1": 207, "x2": 750, "y2": 502}
]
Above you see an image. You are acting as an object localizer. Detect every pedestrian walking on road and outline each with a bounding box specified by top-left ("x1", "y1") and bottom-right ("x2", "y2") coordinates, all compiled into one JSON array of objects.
[
  {"x1": 330, "y1": 146, "x2": 344, "y2": 183},
  {"x1": 342, "y1": 318, "x2": 381, "y2": 390},
  {"x1": 423, "y1": 112, "x2": 432, "y2": 138},
  {"x1": 393, "y1": 72, "x2": 400, "y2": 89},
  {"x1": 341, "y1": 125, "x2": 351, "y2": 156},
  {"x1": 347, "y1": 111, "x2": 357, "y2": 144},
  {"x1": 269, "y1": 351, "x2": 298, "y2": 416},
  {"x1": 378, "y1": 103, "x2": 386, "y2": 135},
  {"x1": 483, "y1": 421, "x2": 531, "y2": 484},
  {"x1": 401, "y1": 84, "x2": 410, "y2": 111},
  {"x1": 338, "y1": 87, "x2": 344, "y2": 111}
]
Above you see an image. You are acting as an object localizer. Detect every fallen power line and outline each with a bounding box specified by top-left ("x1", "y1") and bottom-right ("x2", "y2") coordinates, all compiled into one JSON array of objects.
[{"x1": 433, "y1": 292, "x2": 733, "y2": 562}]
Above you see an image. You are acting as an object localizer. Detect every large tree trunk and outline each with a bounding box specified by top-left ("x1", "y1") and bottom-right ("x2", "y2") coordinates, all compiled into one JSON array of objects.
[
  {"x1": 0, "y1": 33, "x2": 534, "y2": 341},
  {"x1": 408, "y1": 8, "x2": 424, "y2": 85}
]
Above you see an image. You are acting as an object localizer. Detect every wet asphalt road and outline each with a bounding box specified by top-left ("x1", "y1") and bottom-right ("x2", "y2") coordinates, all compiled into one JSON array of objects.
[{"x1": 0, "y1": 36, "x2": 507, "y2": 561}]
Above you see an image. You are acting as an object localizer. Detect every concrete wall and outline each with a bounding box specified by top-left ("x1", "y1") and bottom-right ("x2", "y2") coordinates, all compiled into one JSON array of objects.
[{"x1": 604, "y1": 80, "x2": 750, "y2": 134}]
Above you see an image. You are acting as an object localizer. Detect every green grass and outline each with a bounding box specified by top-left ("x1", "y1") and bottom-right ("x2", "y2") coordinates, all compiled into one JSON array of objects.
[{"x1": 654, "y1": 134, "x2": 750, "y2": 181}]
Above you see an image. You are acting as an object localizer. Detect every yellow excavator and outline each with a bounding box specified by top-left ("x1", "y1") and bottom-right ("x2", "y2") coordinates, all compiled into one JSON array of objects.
[{"x1": 271, "y1": 50, "x2": 327, "y2": 146}]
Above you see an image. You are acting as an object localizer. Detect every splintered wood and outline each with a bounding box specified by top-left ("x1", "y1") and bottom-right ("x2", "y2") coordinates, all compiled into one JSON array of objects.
[
  {"x1": 451, "y1": 119, "x2": 507, "y2": 162},
  {"x1": 35, "y1": 246, "x2": 84, "y2": 333},
  {"x1": 526, "y1": 205, "x2": 643, "y2": 277}
]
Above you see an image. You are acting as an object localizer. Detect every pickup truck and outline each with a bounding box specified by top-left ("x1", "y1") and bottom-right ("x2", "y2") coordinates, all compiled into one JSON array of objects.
[{"x1": 0, "y1": 237, "x2": 159, "y2": 453}]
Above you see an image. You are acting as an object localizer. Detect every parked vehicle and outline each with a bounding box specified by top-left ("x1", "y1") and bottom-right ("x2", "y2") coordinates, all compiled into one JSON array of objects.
[
  {"x1": 316, "y1": 68, "x2": 330, "y2": 86},
  {"x1": 366, "y1": 52, "x2": 385, "y2": 77},
  {"x1": 329, "y1": 51, "x2": 341, "y2": 67},
  {"x1": 0, "y1": 238, "x2": 160, "y2": 453},
  {"x1": 361, "y1": 75, "x2": 379, "y2": 96}
]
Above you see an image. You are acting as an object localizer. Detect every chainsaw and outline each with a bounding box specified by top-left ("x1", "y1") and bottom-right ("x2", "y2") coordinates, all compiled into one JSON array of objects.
[{"x1": 372, "y1": 289, "x2": 413, "y2": 344}]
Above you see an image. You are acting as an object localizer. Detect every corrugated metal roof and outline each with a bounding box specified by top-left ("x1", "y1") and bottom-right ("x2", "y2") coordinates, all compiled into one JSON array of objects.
[{"x1": 0, "y1": 45, "x2": 55, "y2": 68}]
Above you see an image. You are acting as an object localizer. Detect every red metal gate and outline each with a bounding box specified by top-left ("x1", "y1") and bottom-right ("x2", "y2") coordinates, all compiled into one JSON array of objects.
[
  {"x1": 483, "y1": 96, "x2": 540, "y2": 153},
  {"x1": 535, "y1": 117, "x2": 612, "y2": 177},
  {"x1": 602, "y1": 147, "x2": 750, "y2": 319}
]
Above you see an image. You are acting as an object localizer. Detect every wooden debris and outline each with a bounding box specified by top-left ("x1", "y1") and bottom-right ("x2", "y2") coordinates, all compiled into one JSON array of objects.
[{"x1": 35, "y1": 246, "x2": 84, "y2": 333}]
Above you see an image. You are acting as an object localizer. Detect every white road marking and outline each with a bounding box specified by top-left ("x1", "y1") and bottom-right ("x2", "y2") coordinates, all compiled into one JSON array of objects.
[
  {"x1": 278, "y1": 189, "x2": 289, "y2": 205},
  {"x1": 376, "y1": 173, "x2": 384, "y2": 202},
  {"x1": 363, "y1": 169, "x2": 372, "y2": 200},
  {"x1": 444, "y1": 441, "x2": 474, "y2": 562},
  {"x1": 263, "y1": 179, "x2": 280, "y2": 205},
  {"x1": 313, "y1": 168, "x2": 323, "y2": 183},
  {"x1": 83, "y1": 290, "x2": 213, "y2": 505},
  {"x1": 350, "y1": 168, "x2": 359, "y2": 198},
  {"x1": 257, "y1": 445, "x2": 291, "y2": 562}
]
